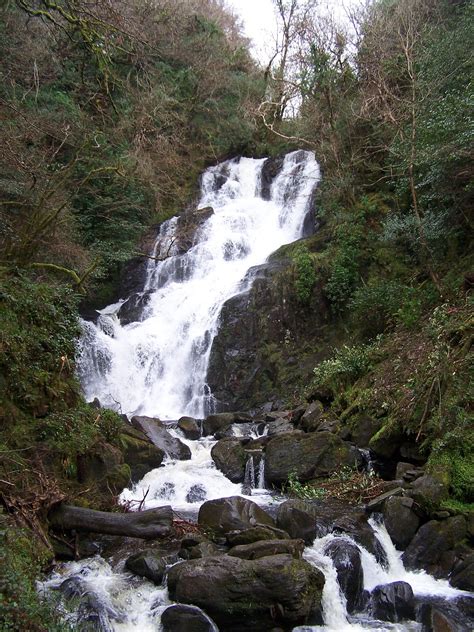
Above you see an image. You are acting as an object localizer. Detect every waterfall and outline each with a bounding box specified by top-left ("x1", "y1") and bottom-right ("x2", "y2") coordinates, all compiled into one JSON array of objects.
[{"x1": 77, "y1": 151, "x2": 320, "y2": 419}]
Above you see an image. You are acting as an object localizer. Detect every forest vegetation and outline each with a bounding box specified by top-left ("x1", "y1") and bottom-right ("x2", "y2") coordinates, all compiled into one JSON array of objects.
[{"x1": 0, "y1": 0, "x2": 472, "y2": 628}]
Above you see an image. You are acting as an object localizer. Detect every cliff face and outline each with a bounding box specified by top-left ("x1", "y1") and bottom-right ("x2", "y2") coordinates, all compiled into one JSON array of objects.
[{"x1": 206, "y1": 236, "x2": 337, "y2": 411}]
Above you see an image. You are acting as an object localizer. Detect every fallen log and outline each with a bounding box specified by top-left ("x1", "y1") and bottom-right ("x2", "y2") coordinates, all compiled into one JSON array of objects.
[{"x1": 48, "y1": 504, "x2": 174, "y2": 539}]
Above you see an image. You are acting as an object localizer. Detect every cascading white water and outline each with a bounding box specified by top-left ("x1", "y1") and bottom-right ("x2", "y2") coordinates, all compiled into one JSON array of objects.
[
  {"x1": 77, "y1": 151, "x2": 320, "y2": 419},
  {"x1": 42, "y1": 518, "x2": 471, "y2": 632}
]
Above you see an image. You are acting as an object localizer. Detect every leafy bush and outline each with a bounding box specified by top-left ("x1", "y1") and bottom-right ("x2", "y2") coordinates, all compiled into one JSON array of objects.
[
  {"x1": 0, "y1": 524, "x2": 70, "y2": 631},
  {"x1": 283, "y1": 471, "x2": 326, "y2": 500},
  {"x1": 293, "y1": 245, "x2": 316, "y2": 304},
  {"x1": 0, "y1": 274, "x2": 80, "y2": 419},
  {"x1": 312, "y1": 341, "x2": 378, "y2": 391}
]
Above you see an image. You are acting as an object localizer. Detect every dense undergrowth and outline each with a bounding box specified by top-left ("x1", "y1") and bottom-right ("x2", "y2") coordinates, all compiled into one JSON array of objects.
[{"x1": 0, "y1": 0, "x2": 472, "y2": 627}]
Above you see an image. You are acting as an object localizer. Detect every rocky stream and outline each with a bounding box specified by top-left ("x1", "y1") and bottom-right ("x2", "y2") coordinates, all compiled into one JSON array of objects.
[{"x1": 43, "y1": 152, "x2": 474, "y2": 631}]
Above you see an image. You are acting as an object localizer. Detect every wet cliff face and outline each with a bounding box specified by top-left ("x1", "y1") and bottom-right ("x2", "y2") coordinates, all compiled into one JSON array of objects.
[{"x1": 206, "y1": 238, "x2": 337, "y2": 411}]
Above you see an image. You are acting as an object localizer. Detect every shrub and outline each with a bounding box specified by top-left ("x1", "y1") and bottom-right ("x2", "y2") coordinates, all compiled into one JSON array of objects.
[
  {"x1": 293, "y1": 245, "x2": 316, "y2": 304},
  {"x1": 0, "y1": 524, "x2": 70, "y2": 631},
  {"x1": 312, "y1": 341, "x2": 379, "y2": 391}
]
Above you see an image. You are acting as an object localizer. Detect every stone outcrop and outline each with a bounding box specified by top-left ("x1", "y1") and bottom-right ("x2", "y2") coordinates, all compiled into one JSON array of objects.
[
  {"x1": 167, "y1": 554, "x2": 325, "y2": 632},
  {"x1": 206, "y1": 233, "x2": 334, "y2": 412},
  {"x1": 125, "y1": 550, "x2": 167, "y2": 584},
  {"x1": 211, "y1": 438, "x2": 247, "y2": 483},
  {"x1": 227, "y1": 538, "x2": 304, "y2": 561},
  {"x1": 131, "y1": 416, "x2": 191, "y2": 460},
  {"x1": 198, "y1": 496, "x2": 275, "y2": 535},
  {"x1": 161, "y1": 604, "x2": 218, "y2": 632},
  {"x1": 265, "y1": 431, "x2": 360, "y2": 485}
]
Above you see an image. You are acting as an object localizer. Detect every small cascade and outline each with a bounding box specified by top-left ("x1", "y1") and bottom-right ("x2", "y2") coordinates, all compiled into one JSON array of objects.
[
  {"x1": 243, "y1": 454, "x2": 256, "y2": 490},
  {"x1": 257, "y1": 455, "x2": 266, "y2": 489}
]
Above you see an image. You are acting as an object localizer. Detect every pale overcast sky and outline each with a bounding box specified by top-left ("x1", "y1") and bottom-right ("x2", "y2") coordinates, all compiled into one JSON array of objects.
[{"x1": 225, "y1": 0, "x2": 360, "y2": 64}]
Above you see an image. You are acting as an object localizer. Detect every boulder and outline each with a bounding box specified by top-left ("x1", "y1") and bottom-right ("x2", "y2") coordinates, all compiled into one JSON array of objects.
[
  {"x1": 77, "y1": 442, "x2": 130, "y2": 493},
  {"x1": 161, "y1": 604, "x2": 218, "y2": 632},
  {"x1": 119, "y1": 424, "x2": 165, "y2": 482},
  {"x1": 265, "y1": 431, "x2": 359, "y2": 486},
  {"x1": 226, "y1": 526, "x2": 290, "y2": 546},
  {"x1": 383, "y1": 496, "x2": 420, "y2": 549},
  {"x1": 227, "y1": 539, "x2": 304, "y2": 560},
  {"x1": 167, "y1": 554, "x2": 324, "y2": 632},
  {"x1": 403, "y1": 516, "x2": 467, "y2": 577},
  {"x1": 260, "y1": 156, "x2": 284, "y2": 200},
  {"x1": 410, "y1": 474, "x2": 449, "y2": 509},
  {"x1": 125, "y1": 550, "x2": 167, "y2": 584},
  {"x1": 450, "y1": 553, "x2": 474, "y2": 591},
  {"x1": 348, "y1": 414, "x2": 382, "y2": 448},
  {"x1": 182, "y1": 542, "x2": 223, "y2": 560},
  {"x1": 276, "y1": 499, "x2": 386, "y2": 561},
  {"x1": 131, "y1": 416, "x2": 191, "y2": 460},
  {"x1": 370, "y1": 581, "x2": 415, "y2": 622},
  {"x1": 417, "y1": 595, "x2": 474, "y2": 632},
  {"x1": 211, "y1": 438, "x2": 246, "y2": 483},
  {"x1": 198, "y1": 497, "x2": 275, "y2": 536},
  {"x1": 276, "y1": 500, "x2": 319, "y2": 544},
  {"x1": 267, "y1": 418, "x2": 295, "y2": 436},
  {"x1": 299, "y1": 401, "x2": 324, "y2": 432},
  {"x1": 324, "y1": 538, "x2": 364, "y2": 613},
  {"x1": 117, "y1": 290, "x2": 153, "y2": 325},
  {"x1": 369, "y1": 425, "x2": 404, "y2": 459},
  {"x1": 178, "y1": 416, "x2": 201, "y2": 440},
  {"x1": 203, "y1": 413, "x2": 245, "y2": 436}
]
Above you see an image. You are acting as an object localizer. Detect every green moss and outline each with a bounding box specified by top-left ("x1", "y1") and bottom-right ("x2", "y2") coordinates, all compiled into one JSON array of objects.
[{"x1": 0, "y1": 521, "x2": 71, "y2": 631}]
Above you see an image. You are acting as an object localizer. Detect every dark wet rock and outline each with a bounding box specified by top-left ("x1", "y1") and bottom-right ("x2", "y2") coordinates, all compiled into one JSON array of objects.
[
  {"x1": 265, "y1": 431, "x2": 359, "y2": 486},
  {"x1": 365, "y1": 487, "x2": 403, "y2": 513},
  {"x1": 383, "y1": 496, "x2": 420, "y2": 549},
  {"x1": 211, "y1": 438, "x2": 247, "y2": 483},
  {"x1": 206, "y1": 243, "x2": 332, "y2": 412},
  {"x1": 324, "y1": 538, "x2": 364, "y2": 614},
  {"x1": 267, "y1": 418, "x2": 295, "y2": 435},
  {"x1": 276, "y1": 499, "x2": 319, "y2": 544},
  {"x1": 260, "y1": 156, "x2": 284, "y2": 200},
  {"x1": 369, "y1": 426, "x2": 404, "y2": 459},
  {"x1": 167, "y1": 554, "x2": 325, "y2": 632},
  {"x1": 161, "y1": 604, "x2": 218, "y2": 632},
  {"x1": 227, "y1": 539, "x2": 304, "y2": 560},
  {"x1": 131, "y1": 416, "x2": 191, "y2": 460},
  {"x1": 117, "y1": 291, "x2": 153, "y2": 325},
  {"x1": 399, "y1": 442, "x2": 426, "y2": 463},
  {"x1": 299, "y1": 401, "x2": 324, "y2": 432},
  {"x1": 198, "y1": 497, "x2": 275, "y2": 536},
  {"x1": 77, "y1": 442, "x2": 130, "y2": 493},
  {"x1": 370, "y1": 581, "x2": 415, "y2": 623},
  {"x1": 417, "y1": 598, "x2": 473, "y2": 632},
  {"x1": 125, "y1": 550, "x2": 167, "y2": 584},
  {"x1": 183, "y1": 542, "x2": 223, "y2": 560},
  {"x1": 403, "y1": 516, "x2": 467, "y2": 577},
  {"x1": 178, "y1": 416, "x2": 201, "y2": 440},
  {"x1": 175, "y1": 206, "x2": 214, "y2": 254},
  {"x1": 186, "y1": 484, "x2": 207, "y2": 504},
  {"x1": 347, "y1": 414, "x2": 383, "y2": 448},
  {"x1": 410, "y1": 474, "x2": 449, "y2": 509},
  {"x1": 181, "y1": 534, "x2": 209, "y2": 549},
  {"x1": 203, "y1": 412, "x2": 251, "y2": 436},
  {"x1": 450, "y1": 553, "x2": 474, "y2": 591},
  {"x1": 276, "y1": 500, "x2": 386, "y2": 561},
  {"x1": 226, "y1": 526, "x2": 290, "y2": 546},
  {"x1": 119, "y1": 423, "x2": 165, "y2": 483},
  {"x1": 395, "y1": 462, "x2": 414, "y2": 480}
]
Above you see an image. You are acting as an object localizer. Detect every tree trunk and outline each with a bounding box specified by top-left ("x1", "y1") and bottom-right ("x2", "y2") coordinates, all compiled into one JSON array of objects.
[{"x1": 48, "y1": 504, "x2": 174, "y2": 539}]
